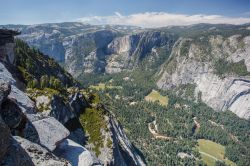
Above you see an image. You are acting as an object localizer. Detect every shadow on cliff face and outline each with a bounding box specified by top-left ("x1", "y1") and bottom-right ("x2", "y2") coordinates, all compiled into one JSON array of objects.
[
  {"x1": 116, "y1": 143, "x2": 147, "y2": 166},
  {"x1": 1, "y1": 137, "x2": 35, "y2": 166},
  {"x1": 64, "y1": 117, "x2": 88, "y2": 146},
  {"x1": 131, "y1": 143, "x2": 147, "y2": 165},
  {"x1": 0, "y1": 98, "x2": 40, "y2": 144},
  {"x1": 53, "y1": 139, "x2": 99, "y2": 166}
]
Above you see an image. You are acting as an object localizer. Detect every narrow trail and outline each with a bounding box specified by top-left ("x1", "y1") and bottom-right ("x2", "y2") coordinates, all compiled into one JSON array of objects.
[
  {"x1": 148, "y1": 119, "x2": 174, "y2": 140},
  {"x1": 143, "y1": 106, "x2": 174, "y2": 140}
]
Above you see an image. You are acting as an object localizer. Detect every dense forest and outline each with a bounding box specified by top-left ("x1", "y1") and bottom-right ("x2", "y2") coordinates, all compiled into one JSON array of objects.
[{"x1": 79, "y1": 66, "x2": 250, "y2": 166}]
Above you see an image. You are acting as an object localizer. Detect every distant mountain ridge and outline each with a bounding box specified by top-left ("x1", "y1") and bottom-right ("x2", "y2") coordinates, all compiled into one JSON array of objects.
[{"x1": 4, "y1": 22, "x2": 250, "y2": 120}]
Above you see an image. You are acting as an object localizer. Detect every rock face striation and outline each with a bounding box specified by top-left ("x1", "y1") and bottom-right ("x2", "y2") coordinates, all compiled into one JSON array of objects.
[
  {"x1": 105, "y1": 31, "x2": 176, "y2": 73},
  {"x1": 157, "y1": 34, "x2": 250, "y2": 120},
  {"x1": 2, "y1": 23, "x2": 177, "y2": 75},
  {"x1": 3, "y1": 23, "x2": 142, "y2": 77}
]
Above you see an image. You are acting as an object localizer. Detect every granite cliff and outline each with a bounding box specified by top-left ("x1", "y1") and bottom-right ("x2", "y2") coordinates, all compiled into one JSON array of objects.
[
  {"x1": 0, "y1": 29, "x2": 145, "y2": 166},
  {"x1": 157, "y1": 33, "x2": 250, "y2": 120}
]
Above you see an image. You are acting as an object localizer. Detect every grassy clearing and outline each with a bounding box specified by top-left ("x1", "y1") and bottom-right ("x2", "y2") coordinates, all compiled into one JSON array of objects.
[
  {"x1": 197, "y1": 139, "x2": 236, "y2": 166},
  {"x1": 89, "y1": 83, "x2": 122, "y2": 90},
  {"x1": 145, "y1": 90, "x2": 169, "y2": 107},
  {"x1": 200, "y1": 153, "x2": 216, "y2": 166}
]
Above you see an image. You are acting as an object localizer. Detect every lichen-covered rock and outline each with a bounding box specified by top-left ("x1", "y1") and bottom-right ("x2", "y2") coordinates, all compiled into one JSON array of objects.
[
  {"x1": 54, "y1": 139, "x2": 100, "y2": 166},
  {"x1": 0, "y1": 116, "x2": 11, "y2": 161},
  {"x1": 14, "y1": 136, "x2": 71, "y2": 166},
  {"x1": 35, "y1": 95, "x2": 52, "y2": 112}
]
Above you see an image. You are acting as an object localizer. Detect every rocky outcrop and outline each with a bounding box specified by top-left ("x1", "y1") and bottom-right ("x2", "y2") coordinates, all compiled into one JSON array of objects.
[
  {"x1": 0, "y1": 76, "x2": 71, "y2": 163},
  {"x1": 157, "y1": 35, "x2": 250, "y2": 120},
  {"x1": 0, "y1": 29, "x2": 20, "y2": 64}
]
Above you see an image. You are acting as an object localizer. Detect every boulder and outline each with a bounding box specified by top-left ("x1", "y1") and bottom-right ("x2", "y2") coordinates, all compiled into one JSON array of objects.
[
  {"x1": 14, "y1": 136, "x2": 71, "y2": 166},
  {"x1": 31, "y1": 117, "x2": 70, "y2": 151},
  {"x1": 54, "y1": 139, "x2": 100, "y2": 166}
]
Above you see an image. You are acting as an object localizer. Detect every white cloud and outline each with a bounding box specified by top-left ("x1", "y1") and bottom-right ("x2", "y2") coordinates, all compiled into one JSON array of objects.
[
  {"x1": 76, "y1": 12, "x2": 250, "y2": 28},
  {"x1": 243, "y1": 11, "x2": 250, "y2": 15}
]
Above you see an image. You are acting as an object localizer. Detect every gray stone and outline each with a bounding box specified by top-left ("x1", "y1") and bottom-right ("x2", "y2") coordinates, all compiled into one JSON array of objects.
[
  {"x1": 14, "y1": 136, "x2": 71, "y2": 166},
  {"x1": 31, "y1": 117, "x2": 70, "y2": 151}
]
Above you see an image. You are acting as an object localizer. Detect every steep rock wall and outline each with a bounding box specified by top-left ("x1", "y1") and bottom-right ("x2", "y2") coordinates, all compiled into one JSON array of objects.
[{"x1": 157, "y1": 35, "x2": 250, "y2": 120}]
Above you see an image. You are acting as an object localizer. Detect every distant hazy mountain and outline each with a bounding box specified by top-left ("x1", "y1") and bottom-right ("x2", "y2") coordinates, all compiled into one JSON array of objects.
[{"x1": 4, "y1": 22, "x2": 250, "y2": 120}]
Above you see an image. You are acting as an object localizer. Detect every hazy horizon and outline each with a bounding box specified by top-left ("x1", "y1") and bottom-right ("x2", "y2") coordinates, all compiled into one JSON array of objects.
[{"x1": 1, "y1": 0, "x2": 250, "y2": 28}]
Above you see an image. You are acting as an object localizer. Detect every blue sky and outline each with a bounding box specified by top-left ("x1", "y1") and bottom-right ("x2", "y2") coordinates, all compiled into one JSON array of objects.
[{"x1": 1, "y1": 0, "x2": 250, "y2": 27}]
